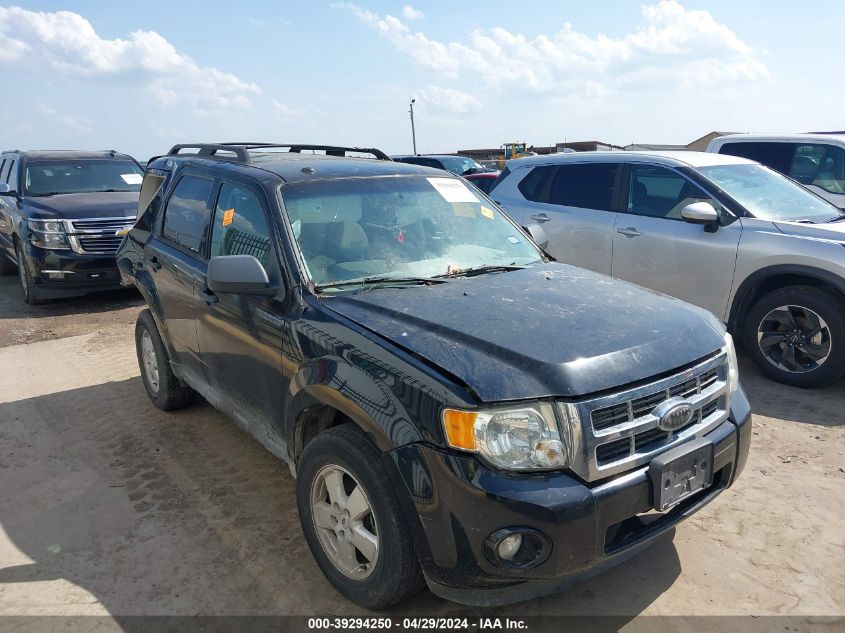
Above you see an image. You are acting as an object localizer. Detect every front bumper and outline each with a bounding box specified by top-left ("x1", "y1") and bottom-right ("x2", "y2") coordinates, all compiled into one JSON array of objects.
[
  {"x1": 22, "y1": 242, "x2": 123, "y2": 298},
  {"x1": 389, "y1": 386, "x2": 752, "y2": 606}
]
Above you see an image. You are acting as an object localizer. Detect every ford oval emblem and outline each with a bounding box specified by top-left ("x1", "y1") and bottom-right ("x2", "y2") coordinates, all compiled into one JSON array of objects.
[{"x1": 653, "y1": 398, "x2": 694, "y2": 432}]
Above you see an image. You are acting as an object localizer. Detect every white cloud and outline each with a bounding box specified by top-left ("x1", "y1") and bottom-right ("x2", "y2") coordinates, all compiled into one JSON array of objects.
[
  {"x1": 272, "y1": 100, "x2": 296, "y2": 118},
  {"x1": 0, "y1": 7, "x2": 261, "y2": 112},
  {"x1": 336, "y1": 0, "x2": 768, "y2": 94},
  {"x1": 402, "y1": 5, "x2": 424, "y2": 20},
  {"x1": 416, "y1": 85, "x2": 481, "y2": 113},
  {"x1": 37, "y1": 101, "x2": 92, "y2": 133}
]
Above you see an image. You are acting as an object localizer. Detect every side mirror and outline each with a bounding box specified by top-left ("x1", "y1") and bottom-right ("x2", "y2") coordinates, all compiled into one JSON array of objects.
[
  {"x1": 207, "y1": 255, "x2": 274, "y2": 295},
  {"x1": 522, "y1": 223, "x2": 549, "y2": 249},
  {"x1": 681, "y1": 201, "x2": 719, "y2": 225}
]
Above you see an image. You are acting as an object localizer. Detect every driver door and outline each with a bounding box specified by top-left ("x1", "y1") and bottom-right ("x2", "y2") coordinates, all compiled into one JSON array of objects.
[{"x1": 611, "y1": 164, "x2": 742, "y2": 320}]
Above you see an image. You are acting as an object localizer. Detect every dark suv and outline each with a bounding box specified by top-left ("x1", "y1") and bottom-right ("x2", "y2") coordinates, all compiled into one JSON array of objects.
[
  {"x1": 0, "y1": 149, "x2": 144, "y2": 304},
  {"x1": 117, "y1": 142, "x2": 751, "y2": 608}
]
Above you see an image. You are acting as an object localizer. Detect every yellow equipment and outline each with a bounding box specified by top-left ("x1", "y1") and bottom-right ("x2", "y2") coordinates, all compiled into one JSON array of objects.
[{"x1": 498, "y1": 142, "x2": 530, "y2": 168}]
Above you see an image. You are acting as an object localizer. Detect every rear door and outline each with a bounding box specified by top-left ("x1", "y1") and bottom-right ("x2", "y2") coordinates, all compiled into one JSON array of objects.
[
  {"x1": 195, "y1": 180, "x2": 291, "y2": 454},
  {"x1": 148, "y1": 171, "x2": 215, "y2": 384},
  {"x1": 611, "y1": 164, "x2": 741, "y2": 319}
]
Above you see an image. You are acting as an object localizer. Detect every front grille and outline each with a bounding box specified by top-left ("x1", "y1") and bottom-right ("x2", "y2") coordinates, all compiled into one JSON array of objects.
[
  {"x1": 65, "y1": 217, "x2": 133, "y2": 255},
  {"x1": 562, "y1": 353, "x2": 731, "y2": 481}
]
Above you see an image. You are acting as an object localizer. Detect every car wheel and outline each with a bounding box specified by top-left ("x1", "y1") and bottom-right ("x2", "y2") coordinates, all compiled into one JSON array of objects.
[
  {"x1": 15, "y1": 242, "x2": 45, "y2": 305},
  {"x1": 296, "y1": 424, "x2": 425, "y2": 609},
  {"x1": 135, "y1": 309, "x2": 195, "y2": 410},
  {"x1": 743, "y1": 285, "x2": 845, "y2": 387}
]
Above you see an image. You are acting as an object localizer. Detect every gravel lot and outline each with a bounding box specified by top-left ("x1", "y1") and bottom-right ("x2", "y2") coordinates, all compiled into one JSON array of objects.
[{"x1": 0, "y1": 274, "x2": 843, "y2": 627}]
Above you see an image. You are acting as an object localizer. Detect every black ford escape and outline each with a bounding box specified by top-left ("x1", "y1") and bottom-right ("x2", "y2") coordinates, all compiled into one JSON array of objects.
[
  {"x1": 0, "y1": 149, "x2": 144, "y2": 304},
  {"x1": 117, "y1": 143, "x2": 751, "y2": 608}
]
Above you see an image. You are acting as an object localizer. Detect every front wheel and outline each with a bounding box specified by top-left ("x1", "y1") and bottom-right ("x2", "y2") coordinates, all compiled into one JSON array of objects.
[
  {"x1": 15, "y1": 243, "x2": 45, "y2": 305},
  {"x1": 296, "y1": 425, "x2": 424, "y2": 609},
  {"x1": 743, "y1": 285, "x2": 845, "y2": 387}
]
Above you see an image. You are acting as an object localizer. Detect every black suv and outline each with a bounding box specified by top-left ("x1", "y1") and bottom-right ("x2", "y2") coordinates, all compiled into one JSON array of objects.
[
  {"x1": 117, "y1": 143, "x2": 751, "y2": 608},
  {"x1": 0, "y1": 149, "x2": 144, "y2": 304}
]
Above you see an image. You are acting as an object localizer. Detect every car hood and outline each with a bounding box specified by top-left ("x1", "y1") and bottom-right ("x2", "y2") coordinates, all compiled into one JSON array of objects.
[
  {"x1": 24, "y1": 191, "x2": 139, "y2": 220},
  {"x1": 321, "y1": 265, "x2": 726, "y2": 402},
  {"x1": 773, "y1": 219, "x2": 845, "y2": 241}
]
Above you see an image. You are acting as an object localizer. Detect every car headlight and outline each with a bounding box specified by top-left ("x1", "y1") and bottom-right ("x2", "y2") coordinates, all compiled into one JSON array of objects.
[
  {"x1": 442, "y1": 403, "x2": 569, "y2": 471},
  {"x1": 27, "y1": 219, "x2": 70, "y2": 250},
  {"x1": 724, "y1": 332, "x2": 739, "y2": 393}
]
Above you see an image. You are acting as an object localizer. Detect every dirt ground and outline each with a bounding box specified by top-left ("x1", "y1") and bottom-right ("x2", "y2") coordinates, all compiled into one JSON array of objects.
[{"x1": 0, "y1": 273, "x2": 843, "y2": 627}]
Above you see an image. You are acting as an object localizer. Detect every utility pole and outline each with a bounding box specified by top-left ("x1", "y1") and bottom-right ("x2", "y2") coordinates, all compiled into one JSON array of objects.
[{"x1": 409, "y1": 99, "x2": 417, "y2": 155}]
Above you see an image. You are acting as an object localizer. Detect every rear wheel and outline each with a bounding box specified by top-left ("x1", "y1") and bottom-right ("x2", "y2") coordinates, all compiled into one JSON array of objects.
[
  {"x1": 296, "y1": 425, "x2": 424, "y2": 609},
  {"x1": 743, "y1": 285, "x2": 845, "y2": 387},
  {"x1": 135, "y1": 309, "x2": 195, "y2": 410}
]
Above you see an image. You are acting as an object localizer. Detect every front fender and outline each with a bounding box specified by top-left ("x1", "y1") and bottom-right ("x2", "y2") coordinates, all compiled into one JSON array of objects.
[{"x1": 285, "y1": 355, "x2": 424, "y2": 460}]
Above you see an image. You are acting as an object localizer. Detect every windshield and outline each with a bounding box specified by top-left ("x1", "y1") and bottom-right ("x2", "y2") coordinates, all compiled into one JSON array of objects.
[
  {"x1": 437, "y1": 156, "x2": 485, "y2": 175},
  {"x1": 281, "y1": 175, "x2": 542, "y2": 289},
  {"x1": 24, "y1": 160, "x2": 144, "y2": 196},
  {"x1": 698, "y1": 164, "x2": 840, "y2": 223}
]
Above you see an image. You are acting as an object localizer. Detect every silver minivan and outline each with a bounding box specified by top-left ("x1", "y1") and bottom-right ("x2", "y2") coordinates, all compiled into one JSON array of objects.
[{"x1": 491, "y1": 151, "x2": 845, "y2": 387}]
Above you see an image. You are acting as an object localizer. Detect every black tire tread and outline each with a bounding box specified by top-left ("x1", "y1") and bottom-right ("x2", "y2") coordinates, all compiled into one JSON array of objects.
[{"x1": 135, "y1": 309, "x2": 195, "y2": 410}]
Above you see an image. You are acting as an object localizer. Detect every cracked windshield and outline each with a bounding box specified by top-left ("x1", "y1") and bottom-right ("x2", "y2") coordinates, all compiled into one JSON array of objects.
[{"x1": 283, "y1": 175, "x2": 542, "y2": 287}]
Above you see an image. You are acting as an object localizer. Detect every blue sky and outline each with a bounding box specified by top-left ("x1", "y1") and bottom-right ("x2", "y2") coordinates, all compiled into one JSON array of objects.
[{"x1": 1, "y1": 1, "x2": 843, "y2": 161}]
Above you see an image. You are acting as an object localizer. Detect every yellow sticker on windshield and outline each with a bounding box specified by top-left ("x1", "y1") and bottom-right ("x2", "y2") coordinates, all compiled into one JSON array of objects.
[
  {"x1": 481, "y1": 205, "x2": 494, "y2": 220},
  {"x1": 222, "y1": 208, "x2": 235, "y2": 226}
]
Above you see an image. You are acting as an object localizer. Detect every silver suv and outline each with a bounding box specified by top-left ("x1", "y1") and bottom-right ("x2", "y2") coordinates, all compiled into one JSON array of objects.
[{"x1": 491, "y1": 151, "x2": 845, "y2": 387}]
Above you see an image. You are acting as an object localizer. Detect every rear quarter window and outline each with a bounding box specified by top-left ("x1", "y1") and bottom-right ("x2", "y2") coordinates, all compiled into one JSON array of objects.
[
  {"x1": 162, "y1": 175, "x2": 214, "y2": 253},
  {"x1": 517, "y1": 165, "x2": 555, "y2": 202}
]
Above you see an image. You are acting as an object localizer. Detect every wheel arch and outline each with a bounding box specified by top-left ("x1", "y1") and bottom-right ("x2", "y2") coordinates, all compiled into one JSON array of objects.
[{"x1": 728, "y1": 265, "x2": 845, "y2": 333}]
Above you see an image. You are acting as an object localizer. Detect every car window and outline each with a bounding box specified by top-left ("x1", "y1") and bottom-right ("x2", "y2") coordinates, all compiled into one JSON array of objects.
[
  {"x1": 719, "y1": 142, "x2": 776, "y2": 164},
  {"x1": 23, "y1": 159, "x2": 143, "y2": 195},
  {"x1": 548, "y1": 163, "x2": 618, "y2": 211},
  {"x1": 0, "y1": 160, "x2": 7, "y2": 183},
  {"x1": 210, "y1": 183, "x2": 273, "y2": 271},
  {"x1": 6, "y1": 161, "x2": 18, "y2": 192},
  {"x1": 162, "y1": 175, "x2": 214, "y2": 253},
  {"x1": 400, "y1": 157, "x2": 442, "y2": 169},
  {"x1": 517, "y1": 166, "x2": 555, "y2": 202},
  {"x1": 626, "y1": 165, "x2": 716, "y2": 220},
  {"x1": 788, "y1": 144, "x2": 845, "y2": 194}
]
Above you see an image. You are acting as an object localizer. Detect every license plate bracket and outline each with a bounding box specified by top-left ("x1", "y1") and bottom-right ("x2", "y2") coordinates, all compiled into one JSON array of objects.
[{"x1": 648, "y1": 437, "x2": 714, "y2": 512}]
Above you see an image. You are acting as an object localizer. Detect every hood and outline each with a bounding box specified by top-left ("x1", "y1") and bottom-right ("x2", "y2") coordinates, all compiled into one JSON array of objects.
[
  {"x1": 321, "y1": 265, "x2": 726, "y2": 402},
  {"x1": 24, "y1": 191, "x2": 139, "y2": 220},
  {"x1": 774, "y1": 219, "x2": 845, "y2": 242}
]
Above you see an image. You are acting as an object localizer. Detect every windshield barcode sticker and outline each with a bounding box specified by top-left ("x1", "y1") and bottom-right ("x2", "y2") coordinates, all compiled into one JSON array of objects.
[{"x1": 427, "y1": 177, "x2": 478, "y2": 203}]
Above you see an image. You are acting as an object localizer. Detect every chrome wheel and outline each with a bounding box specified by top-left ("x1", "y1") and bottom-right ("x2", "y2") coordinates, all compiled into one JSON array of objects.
[
  {"x1": 140, "y1": 330, "x2": 160, "y2": 395},
  {"x1": 757, "y1": 304, "x2": 832, "y2": 374},
  {"x1": 310, "y1": 464, "x2": 379, "y2": 579}
]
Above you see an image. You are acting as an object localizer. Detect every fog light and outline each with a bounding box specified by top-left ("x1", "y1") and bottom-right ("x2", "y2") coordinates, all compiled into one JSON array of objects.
[{"x1": 497, "y1": 533, "x2": 523, "y2": 561}]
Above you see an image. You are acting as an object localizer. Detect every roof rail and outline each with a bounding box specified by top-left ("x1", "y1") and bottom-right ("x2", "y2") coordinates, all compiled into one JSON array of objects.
[
  {"x1": 167, "y1": 144, "x2": 251, "y2": 163},
  {"x1": 219, "y1": 143, "x2": 392, "y2": 161}
]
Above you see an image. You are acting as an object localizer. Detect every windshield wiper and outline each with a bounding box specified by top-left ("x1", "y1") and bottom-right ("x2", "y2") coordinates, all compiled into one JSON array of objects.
[
  {"x1": 432, "y1": 263, "x2": 525, "y2": 278},
  {"x1": 825, "y1": 214, "x2": 845, "y2": 223},
  {"x1": 314, "y1": 276, "x2": 445, "y2": 291}
]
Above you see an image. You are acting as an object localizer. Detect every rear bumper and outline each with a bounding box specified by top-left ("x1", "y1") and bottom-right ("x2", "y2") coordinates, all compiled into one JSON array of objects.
[
  {"x1": 22, "y1": 243, "x2": 123, "y2": 298},
  {"x1": 389, "y1": 387, "x2": 752, "y2": 606}
]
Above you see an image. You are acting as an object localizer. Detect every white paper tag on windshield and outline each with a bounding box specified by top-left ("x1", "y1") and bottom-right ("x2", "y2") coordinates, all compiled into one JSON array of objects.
[
  {"x1": 121, "y1": 174, "x2": 142, "y2": 185},
  {"x1": 427, "y1": 177, "x2": 478, "y2": 203}
]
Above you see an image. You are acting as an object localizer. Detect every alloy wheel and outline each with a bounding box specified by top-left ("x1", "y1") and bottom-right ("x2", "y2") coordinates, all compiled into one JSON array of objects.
[
  {"x1": 757, "y1": 304, "x2": 832, "y2": 374},
  {"x1": 310, "y1": 464, "x2": 379, "y2": 579},
  {"x1": 140, "y1": 330, "x2": 160, "y2": 395}
]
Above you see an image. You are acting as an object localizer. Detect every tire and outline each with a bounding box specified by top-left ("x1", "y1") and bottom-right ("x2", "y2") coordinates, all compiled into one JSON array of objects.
[
  {"x1": 0, "y1": 249, "x2": 15, "y2": 275},
  {"x1": 296, "y1": 424, "x2": 425, "y2": 609},
  {"x1": 134, "y1": 309, "x2": 195, "y2": 410},
  {"x1": 743, "y1": 285, "x2": 845, "y2": 388},
  {"x1": 15, "y1": 242, "x2": 45, "y2": 305}
]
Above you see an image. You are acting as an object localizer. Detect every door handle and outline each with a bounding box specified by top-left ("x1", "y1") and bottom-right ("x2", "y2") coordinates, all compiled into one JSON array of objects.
[
  {"x1": 617, "y1": 227, "x2": 642, "y2": 238},
  {"x1": 199, "y1": 288, "x2": 218, "y2": 305},
  {"x1": 147, "y1": 256, "x2": 161, "y2": 271},
  {"x1": 530, "y1": 213, "x2": 551, "y2": 223}
]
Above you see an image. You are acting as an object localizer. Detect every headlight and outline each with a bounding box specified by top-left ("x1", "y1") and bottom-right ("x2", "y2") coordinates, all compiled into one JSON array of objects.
[
  {"x1": 442, "y1": 403, "x2": 569, "y2": 471},
  {"x1": 724, "y1": 332, "x2": 739, "y2": 393},
  {"x1": 27, "y1": 219, "x2": 70, "y2": 250}
]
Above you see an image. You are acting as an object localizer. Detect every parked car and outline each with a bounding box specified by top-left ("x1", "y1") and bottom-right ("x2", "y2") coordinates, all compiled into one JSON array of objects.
[
  {"x1": 707, "y1": 134, "x2": 845, "y2": 210},
  {"x1": 0, "y1": 149, "x2": 144, "y2": 304},
  {"x1": 491, "y1": 151, "x2": 845, "y2": 387},
  {"x1": 392, "y1": 154, "x2": 489, "y2": 176},
  {"x1": 117, "y1": 142, "x2": 749, "y2": 608},
  {"x1": 464, "y1": 170, "x2": 500, "y2": 194}
]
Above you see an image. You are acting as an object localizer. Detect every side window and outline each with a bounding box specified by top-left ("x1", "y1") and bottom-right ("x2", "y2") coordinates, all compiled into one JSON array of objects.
[
  {"x1": 789, "y1": 144, "x2": 845, "y2": 194},
  {"x1": 0, "y1": 160, "x2": 7, "y2": 183},
  {"x1": 162, "y1": 175, "x2": 213, "y2": 253},
  {"x1": 517, "y1": 165, "x2": 555, "y2": 202},
  {"x1": 210, "y1": 183, "x2": 273, "y2": 271},
  {"x1": 6, "y1": 160, "x2": 18, "y2": 192},
  {"x1": 626, "y1": 165, "x2": 716, "y2": 220},
  {"x1": 718, "y1": 142, "x2": 776, "y2": 165},
  {"x1": 548, "y1": 163, "x2": 618, "y2": 211}
]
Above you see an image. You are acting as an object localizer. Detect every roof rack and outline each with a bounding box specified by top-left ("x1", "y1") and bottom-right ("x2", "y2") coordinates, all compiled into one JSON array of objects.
[
  {"x1": 167, "y1": 144, "x2": 252, "y2": 163},
  {"x1": 221, "y1": 143, "x2": 392, "y2": 161}
]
